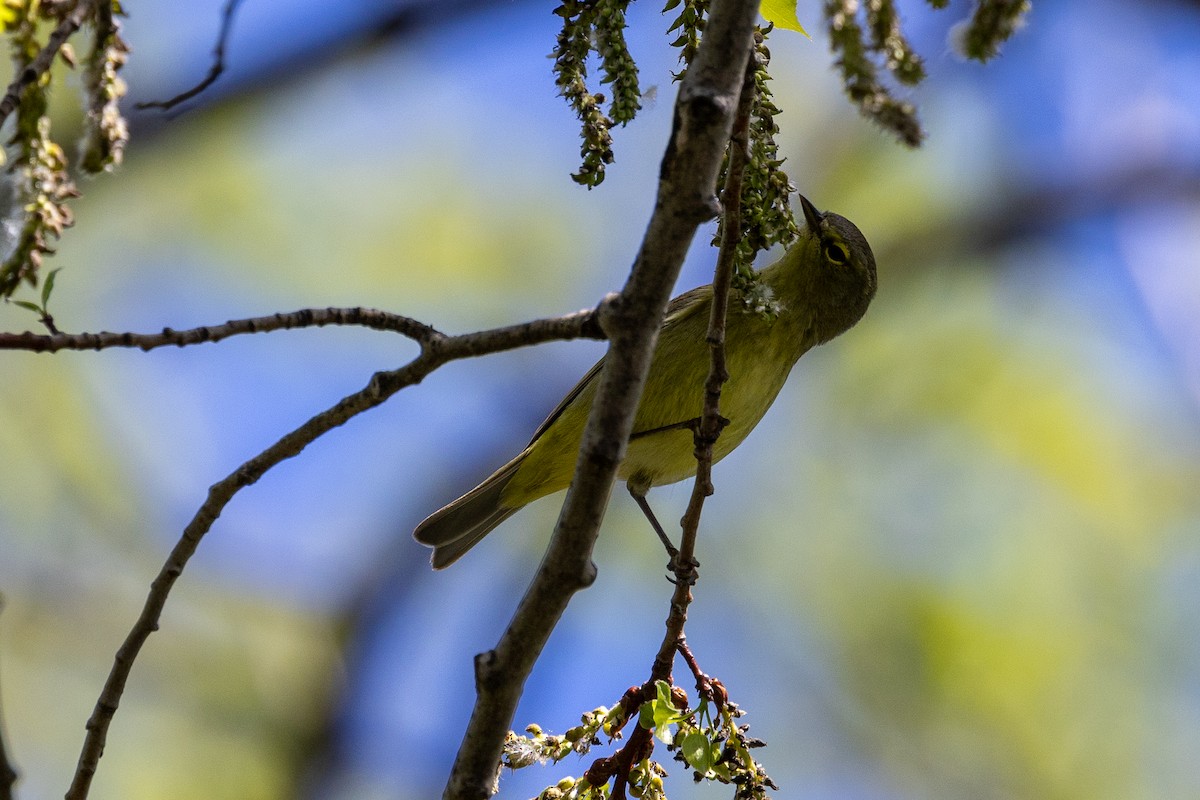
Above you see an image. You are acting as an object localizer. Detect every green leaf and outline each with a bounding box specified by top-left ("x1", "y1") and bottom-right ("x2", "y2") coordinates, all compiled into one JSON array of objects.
[
  {"x1": 759, "y1": 0, "x2": 809, "y2": 36},
  {"x1": 12, "y1": 300, "x2": 42, "y2": 313},
  {"x1": 680, "y1": 732, "x2": 713, "y2": 773},
  {"x1": 653, "y1": 683, "x2": 684, "y2": 722},
  {"x1": 638, "y1": 701, "x2": 657, "y2": 731},
  {"x1": 41, "y1": 267, "x2": 60, "y2": 306},
  {"x1": 641, "y1": 681, "x2": 690, "y2": 743},
  {"x1": 652, "y1": 699, "x2": 678, "y2": 733}
]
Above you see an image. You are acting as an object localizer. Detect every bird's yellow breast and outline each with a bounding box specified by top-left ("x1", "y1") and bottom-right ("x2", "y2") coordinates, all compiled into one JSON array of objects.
[{"x1": 501, "y1": 284, "x2": 810, "y2": 508}]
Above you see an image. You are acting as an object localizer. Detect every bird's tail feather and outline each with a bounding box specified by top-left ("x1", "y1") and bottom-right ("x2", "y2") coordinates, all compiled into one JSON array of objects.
[{"x1": 414, "y1": 452, "x2": 525, "y2": 569}]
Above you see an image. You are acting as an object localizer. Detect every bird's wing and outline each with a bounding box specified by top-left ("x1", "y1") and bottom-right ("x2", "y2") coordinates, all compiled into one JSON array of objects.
[
  {"x1": 525, "y1": 283, "x2": 713, "y2": 446},
  {"x1": 661, "y1": 284, "x2": 712, "y2": 325},
  {"x1": 525, "y1": 357, "x2": 604, "y2": 445}
]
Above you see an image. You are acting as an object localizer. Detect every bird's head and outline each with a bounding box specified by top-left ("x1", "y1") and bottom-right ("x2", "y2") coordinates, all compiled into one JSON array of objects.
[{"x1": 797, "y1": 194, "x2": 878, "y2": 344}]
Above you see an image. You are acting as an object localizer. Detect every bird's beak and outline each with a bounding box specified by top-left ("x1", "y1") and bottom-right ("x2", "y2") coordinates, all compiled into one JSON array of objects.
[{"x1": 799, "y1": 194, "x2": 823, "y2": 234}]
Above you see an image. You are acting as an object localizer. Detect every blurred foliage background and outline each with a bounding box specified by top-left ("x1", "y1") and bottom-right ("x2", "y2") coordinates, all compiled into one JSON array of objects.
[{"x1": 2, "y1": 0, "x2": 1200, "y2": 798}]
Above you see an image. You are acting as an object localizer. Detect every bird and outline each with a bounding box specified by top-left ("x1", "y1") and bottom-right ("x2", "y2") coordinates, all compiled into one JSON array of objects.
[{"x1": 414, "y1": 195, "x2": 877, "y2": 568}]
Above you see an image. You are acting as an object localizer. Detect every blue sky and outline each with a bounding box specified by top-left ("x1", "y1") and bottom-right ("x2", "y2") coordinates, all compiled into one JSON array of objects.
[{"x1": 4, "y1": 1, "x2": 1200, "y2": 798}]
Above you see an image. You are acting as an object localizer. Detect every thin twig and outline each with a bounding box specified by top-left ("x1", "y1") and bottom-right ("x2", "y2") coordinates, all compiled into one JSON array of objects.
[
  {"x1": 0, "y1": 0, "x2": 92, "y2": 130},
  {"x1": 62, "y1": 306, "x2": 603, "y2": 800},
  {"x1": 0, "y1": 597, "x2": 19, "y2": 800},
  {"x1": 651, "y1": 42, "x2": 758, "y2": 681},
  {"x1": 135, "y1": 0, "x2": 244, "y2": 111},
  {"x1": 0, "y1": 306, "x2": 606, "y2": 354},
  {"x1": 579, "y1": 46, "x2": 758, "y2": 796},
  {"x1": 0, "y1": 307, "x2": 435, "y2": 352},
  {"x1": 676, "y1": 637, "x2": 725, "y2": 706},
  {"x1": 440, "y1": 2, "x2": 762, "y2": 798}
]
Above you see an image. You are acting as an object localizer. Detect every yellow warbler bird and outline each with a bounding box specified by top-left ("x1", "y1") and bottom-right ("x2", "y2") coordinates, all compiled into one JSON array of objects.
[{"x1": 415, "y1": 196, "x2": 877, "y2": 568}]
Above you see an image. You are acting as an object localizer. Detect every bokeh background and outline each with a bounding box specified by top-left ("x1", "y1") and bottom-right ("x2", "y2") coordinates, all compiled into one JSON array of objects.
[{"x1": 3, "y1": 0, "x2": 1200, "y2": 798}]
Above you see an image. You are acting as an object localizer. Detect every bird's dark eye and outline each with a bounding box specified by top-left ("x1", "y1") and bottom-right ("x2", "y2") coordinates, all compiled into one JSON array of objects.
[{"x1": 823, "y1": 241, "x2": 849, "y2": 265}]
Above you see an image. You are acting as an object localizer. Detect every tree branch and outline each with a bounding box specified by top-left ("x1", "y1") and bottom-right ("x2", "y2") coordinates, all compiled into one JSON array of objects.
[
  {"x1": 62, "y1": 306, "x2": 604, "y2": 800},
  {"x1": 135, "y1": 0, "x2": 244, "y2": 111},
  {"x1": 0, "y1": 0, "x2": 91, "y2": 130},
  {"x1": 652, "y1": 36, "x2": 758, "y2": 681},
  {"x1": 0, "y1": 598, "x2": 19, "y2": 800},
  {"x1": 0, "y1": 306, "x2": 614, "y2": 355},
  {"x1": 440, "y1": 1, "x2": 762, "y2": 798},
  {"x1": 0, "y1": 307, "x2": 433, "y2": 351},
  {"x1": 581, "y1": 51, "x2": 758, "y2": 796}
]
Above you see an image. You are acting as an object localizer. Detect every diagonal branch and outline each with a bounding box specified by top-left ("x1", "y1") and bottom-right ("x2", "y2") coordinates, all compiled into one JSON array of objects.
[
  {"x1": 62, "y1": 306, "x2": 604, "y2": 800},
  {"x1": 135, "y1": 0, "x2": 244, "y2": 111},
  {"x1": 585, "y1": 49, "x2": 758, "y2": 797},
  {"x1": 0, "y1": 0, "x2": 92, "y2": 130},
  {"x1": 0, "y1": 598, "x2": 19, "y2": 800},
  {"x1": 651, "y1": 33, "x2": 759, "y2": 681},
  {"x1": 440, "y1": 1, "x2": 763, "y2": 798}
]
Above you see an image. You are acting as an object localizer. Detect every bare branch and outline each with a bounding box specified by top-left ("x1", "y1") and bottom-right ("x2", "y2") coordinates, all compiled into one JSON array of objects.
[
  {"x1": 584, "y1": 59, "x2": 756, "y2": 794},
  {"x1": 62, "y1": 306, "x2": 603, "y2": 800},
  {"x1": 440, "y1": 1, "x2": 763, "y2": 798},
  {"x1": 135, "y1": 0, "x2": 244, "y2": 111},
  {"x1": 683, "y1": 38, "x2": 756, "y2": 558},
  {"x1": 0, "y1": 1, "x2": 91, "y2": 131},
  {"x1": 652, "y1": 42, "x2": 757, "y2": 680},
  {"x1": 0, "y1": 307, "x2": 440, "y2": 352},
  {"x1": 66, "y1": 366, "x2": 426, "y2": 800},
  {"x1": 0, "y1": 307, "x2": 609, "y2": 355},
  {"x1": 0, "y1": 598, "x2": 19, "y2": 800}
]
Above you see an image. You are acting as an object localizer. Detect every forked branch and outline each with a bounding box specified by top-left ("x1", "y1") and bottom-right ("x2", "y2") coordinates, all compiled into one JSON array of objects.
[{"x1": 62, "y1": 305, "x2": 604, "y2": 800}]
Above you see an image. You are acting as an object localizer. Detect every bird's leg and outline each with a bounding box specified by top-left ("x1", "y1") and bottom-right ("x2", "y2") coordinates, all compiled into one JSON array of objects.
[{"x1": 627, "y1": 482, "x2": 679, "y2": 562}]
